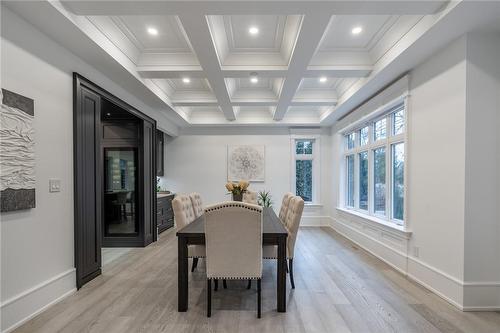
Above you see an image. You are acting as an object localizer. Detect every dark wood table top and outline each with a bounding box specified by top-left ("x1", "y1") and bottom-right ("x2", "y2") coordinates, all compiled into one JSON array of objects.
[{"x1": 176, "y1": 207, "x2": 288, "y2": 237}]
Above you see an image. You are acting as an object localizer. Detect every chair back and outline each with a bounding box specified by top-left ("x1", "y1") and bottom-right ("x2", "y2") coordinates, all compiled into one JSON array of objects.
[
  {"x1": 278, "y1": 192, "x2": 294, "y2": 223},
  {"x1": 284, "y1": 196, "x2": 304, "y2": 258},
  {"x1": 242, "y1": 190, "x2": 258, "y2": 205},
  {"x1": 189, "y1": 192, "x2": 204, "y2": 218},
  {"x1": 172, "y1": 194, "x2": 196, "y2": 230},
  {"x1": 204, "y1": 202, "x2": 263, "y2": 280}
]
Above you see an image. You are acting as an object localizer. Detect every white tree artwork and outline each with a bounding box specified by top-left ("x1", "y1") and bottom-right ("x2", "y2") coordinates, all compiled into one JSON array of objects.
[{"x1": 227, "y1": 145, "x2": 265, "y2": 182}]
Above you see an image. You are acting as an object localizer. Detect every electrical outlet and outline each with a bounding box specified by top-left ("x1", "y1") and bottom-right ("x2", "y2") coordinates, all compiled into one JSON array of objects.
[
  {"x1": 413, "y1": 246, "x2": 419, "y2": 258},
  {"x1": 49, "y1": 179, "x2": 61, "y2": 193}
]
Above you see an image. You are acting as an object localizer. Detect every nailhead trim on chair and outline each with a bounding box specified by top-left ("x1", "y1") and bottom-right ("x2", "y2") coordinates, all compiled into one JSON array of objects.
[
  {"x1": 204, "y1": 201, "x2": 262, "y2": 213},
  {"x1": 207, "y1": 276, "x2": 262, "y2": 280}
]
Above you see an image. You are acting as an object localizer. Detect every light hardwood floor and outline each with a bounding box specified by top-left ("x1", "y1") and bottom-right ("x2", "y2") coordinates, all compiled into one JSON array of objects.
[{"x1": 15, "y1": 227, "x2": 500, "y2": 333}]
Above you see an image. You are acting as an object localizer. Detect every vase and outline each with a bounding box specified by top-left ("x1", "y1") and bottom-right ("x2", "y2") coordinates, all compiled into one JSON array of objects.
[{"x1": 232, "y1": 193, "x2": 243, "y2": 202}]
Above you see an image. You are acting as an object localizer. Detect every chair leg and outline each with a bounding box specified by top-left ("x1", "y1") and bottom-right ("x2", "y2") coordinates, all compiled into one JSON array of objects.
[
  {"x1": 223, "y1": 279, "x2": 227, "y2": 289},
  {"x1": 257, "y1": 279, "x2": 262, "y2": 318},
  {"x1": 247, "y1": 280, "x2": 252, "y2": 289},
  {"x1": 289, "y1": 258, "x2": 295, "y2": 289},
  {"x1": 214, "y1": 279, "x2": 218, "y2": 291},
  {"x1": 191, "y1": 258, "x2": 198, "y2": 272},
  {"x1": 207, "y1": 279, "x2": 212, "y2": 317}
]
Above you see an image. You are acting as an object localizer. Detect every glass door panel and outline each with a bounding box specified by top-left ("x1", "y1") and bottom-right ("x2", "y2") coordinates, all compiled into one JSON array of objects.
[{"x1": 103, "y1": 148, "x2": 138, "y2": 236}]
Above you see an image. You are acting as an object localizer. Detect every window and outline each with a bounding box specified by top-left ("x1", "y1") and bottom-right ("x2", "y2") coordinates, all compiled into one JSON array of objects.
[
  {"x1": 346, "y1": 155, "x2": 354, "y2": 207},
  {"x1": 347, "y1": 132, "x2": 356, "y2": 149},
  {"x1": 392, "y1": 143, "x2": 404, "y2": 221},
  {"x1": 374, "y1": 118, "x2": 387, "y2": 141},
  {"x1": 358, "y1": 151, "x2": 368, "y2": 210},
  {"x1": 393, "y1": 109, "x2": 405, "y2": 135},
  {"x1": 342, "y1": 104, "x2": 405, "y2": 225},
  {"x1": 359, "y1": 126, "x2": 369, "y2": 146},
  {"x1": 373, "y1": 147, "x2": 386, "y2": 215},
  {"x1": 293, "y1": 137, "x2": 320, "y2": 203}
]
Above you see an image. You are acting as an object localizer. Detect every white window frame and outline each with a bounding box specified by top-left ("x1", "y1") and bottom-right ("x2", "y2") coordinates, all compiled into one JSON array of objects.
[
  {"x1": 342, "y1": 102, "x2": 406, "y2": 225},
  {"x1": 291, "y1": 135, "x2": 321, "y2": 204}
]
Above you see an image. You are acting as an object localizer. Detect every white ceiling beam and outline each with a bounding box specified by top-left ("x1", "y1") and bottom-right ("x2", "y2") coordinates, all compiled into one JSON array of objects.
[
  {"x1": 138, "y1": 66, "x2": 372, "y2": 79},
  {"x1": 173, "y1": 101, "x2": 219, "y2": 107},
  {"x1": 61, "y1": 1, "x2": 446, "y2": 16},
  {"x1": 290, "y1": 101, "x2": 337, "y2": 107},
  {"x1": 137, "y1": 67, "x2": 205, "y2": 78},
  {"x1": 178, "y1": 14, "x2": 236, "y2": 121},
  {"x1": 273, "y1": 12, "x2": 332, "y2": 120},
  {"x1": 305, "y1": 66, "x2": 372, "y2": 78}
]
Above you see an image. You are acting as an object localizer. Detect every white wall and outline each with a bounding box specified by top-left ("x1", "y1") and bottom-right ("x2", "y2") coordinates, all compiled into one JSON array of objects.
[
  {"x1": 330, "y1": 36, "x2": 469, "y2": 308},
  {"x1": 160, "y1": 127, "x2": 332, "y2": 226},
  {"x1": 406, "y1": 35, "x2": 467, "y2": 306},
  {"x1": 0, "y1": 7, "x2": 177, "y2": 332},
  {"x1": 463, "y1": 32, "x2": 500, "y2": 308},
  {"x1": 330, "y1": 32, "x2": 500, "y2": 310}
]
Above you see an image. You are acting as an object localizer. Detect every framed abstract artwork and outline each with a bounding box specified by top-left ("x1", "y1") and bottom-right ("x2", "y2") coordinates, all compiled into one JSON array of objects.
[
  {"x1": 1, "y1": 88, "x2": 35, "y2": 212},
  {"x1": 227, "y1": 145, "x2": 265, "y2": 182}
]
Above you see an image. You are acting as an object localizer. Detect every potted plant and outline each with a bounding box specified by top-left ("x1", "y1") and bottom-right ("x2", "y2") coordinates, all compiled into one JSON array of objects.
[
  {"x1": 156, "y1": 177, "x2": 170, "y2": 194},
  {"x1": 257, "y1": 190, "x2": 273, "y2": 207},
  {"x1": 225, "y1": 180, "x2": 249, "y2": 201}
]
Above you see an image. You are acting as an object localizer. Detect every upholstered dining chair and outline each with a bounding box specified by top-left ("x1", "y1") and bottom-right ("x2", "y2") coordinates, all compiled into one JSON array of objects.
[
  {"x1": 278, "y1": 192, "x2": 294, "y2": 224},
  {"x1": 172, "y1": 194, "x2": 206, "y2": 272},
  {"x1": 262, "y1": 195, "x2": 304, "y2": 289},
  {"x1": 242, "y1": 190, "x2": 258, "y2": 205},
  {"x1": 189, "y1": 192, "x2": 204, "y2": 218},
  {"x1": 204, "y1": 202, "x2": 263, "y2": 318}
]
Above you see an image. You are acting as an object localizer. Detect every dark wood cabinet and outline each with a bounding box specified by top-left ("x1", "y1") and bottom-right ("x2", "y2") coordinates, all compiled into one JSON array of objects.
[{"x1": 157, "y1": 193, "x2": 174, "y2": 233}]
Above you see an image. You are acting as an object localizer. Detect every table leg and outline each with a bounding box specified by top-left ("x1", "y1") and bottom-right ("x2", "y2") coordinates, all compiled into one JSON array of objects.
[
  {"x1": 178, "y1": 236, "x2": 188, "y2": 311},
  {"x1": 277, "y1": 236, "x2": 287, "y2": 312}
]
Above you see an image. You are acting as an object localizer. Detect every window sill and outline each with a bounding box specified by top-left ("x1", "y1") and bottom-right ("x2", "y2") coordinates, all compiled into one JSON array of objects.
[
  {"x1": 304, "y1": 203, "x2": 323, "y2": 207},
  {"x1": 336, "y1": 207, "x2": 412, "y2": 239}
]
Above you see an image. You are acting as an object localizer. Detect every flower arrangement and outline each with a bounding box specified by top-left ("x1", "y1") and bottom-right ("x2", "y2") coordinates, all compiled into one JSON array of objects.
[{"x1": 225, "y1": 180, "x2": 250, "y2": 201}]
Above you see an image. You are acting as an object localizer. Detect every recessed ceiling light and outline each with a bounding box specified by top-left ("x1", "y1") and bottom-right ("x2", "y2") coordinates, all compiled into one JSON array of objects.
[
  {"x1": 182, "y1": 77, "x2": 191, "y2": 84},
  {"x1": 147, "y1": 27, "x2": 159, "y2": 36},
  {"x1": 249, "y1": 26, "x2": 259, "y2": 35},
  {"x1": 250, "y1": 72, "x2": 259, "y2": 83},
  {"x1": 319, "y1": 76, "x2": 327, "y2": 83},
  {"x1": 351, "y1": 26, "x2": 363, "y2": 35}
]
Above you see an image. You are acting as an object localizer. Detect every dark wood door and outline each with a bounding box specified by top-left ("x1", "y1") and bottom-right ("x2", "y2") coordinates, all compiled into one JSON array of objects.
[
  {"x1": 74, "y1": 73, "x2": 158, "y2": 288},
  {"x1": 73, "y1": 84, "x2": 102, "y2": 289},
  {"x1": 156, "y1": 130, "x2": 164, "y2": 176},
  {"x1": 143, "y1": 121, "x2": 156, "y2": 245}
]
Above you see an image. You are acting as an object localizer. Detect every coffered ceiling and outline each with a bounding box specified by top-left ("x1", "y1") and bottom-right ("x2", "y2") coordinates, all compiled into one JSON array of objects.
[{"x1": 6, "y1": 0, "x2": 500, "y2": 130}]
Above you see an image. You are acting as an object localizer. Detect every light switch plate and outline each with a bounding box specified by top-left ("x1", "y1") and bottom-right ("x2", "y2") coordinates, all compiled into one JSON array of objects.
[{"x1": 49, "y1": 179, "x2": 61, "y2": 193}]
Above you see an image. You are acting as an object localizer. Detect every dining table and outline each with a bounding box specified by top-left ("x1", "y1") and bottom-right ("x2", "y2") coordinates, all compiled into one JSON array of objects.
[{"x1": 176, "y1": 207, "x2": 288, "y2": 312}]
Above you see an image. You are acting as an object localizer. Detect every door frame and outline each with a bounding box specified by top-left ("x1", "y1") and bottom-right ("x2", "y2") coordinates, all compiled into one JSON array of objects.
[{"x1": 73, "y1": 73, "x2": 157, "y2": 288}]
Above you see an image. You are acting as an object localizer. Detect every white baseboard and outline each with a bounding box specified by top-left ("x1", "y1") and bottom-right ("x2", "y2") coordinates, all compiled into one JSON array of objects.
[
  {"x1": 1, "y1": 268, "x2": 76, "y2": 333},
  {"x1": 330, "y1": 217, "x2": 466, "y2": 310},
  {"x1": 462, "y1": 283, "x2": 500, "y2": 311},
  {"x1": 300, "y1": 215, "x2": 330, "y2": 227},
  {"x1": 329, "y1": 217, "x2": 500, "y2": 311}
]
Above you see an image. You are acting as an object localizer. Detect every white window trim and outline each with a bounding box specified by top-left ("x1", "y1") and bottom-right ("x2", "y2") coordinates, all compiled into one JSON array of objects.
[
  {"x1": 341, "y1": 96, "x2": 407, "y2": 227},
  {"x1": 291, "y1": 134, "x2": 321, "y2": 205}
]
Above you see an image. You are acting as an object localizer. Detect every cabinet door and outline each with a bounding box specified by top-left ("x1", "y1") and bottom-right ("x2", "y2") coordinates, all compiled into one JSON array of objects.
[{"x1": 74, "y1": 85, "x2": 102, "y2": 289}]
